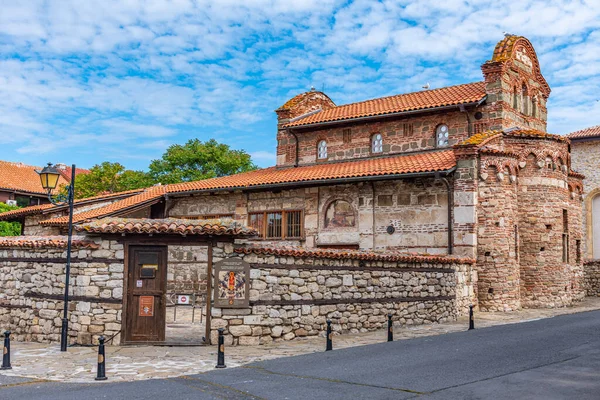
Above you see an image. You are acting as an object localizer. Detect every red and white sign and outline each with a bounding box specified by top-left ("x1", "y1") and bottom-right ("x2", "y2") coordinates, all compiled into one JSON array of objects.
[{"x1": 177, "y1": 295, "x2": 190, "y2": 305}]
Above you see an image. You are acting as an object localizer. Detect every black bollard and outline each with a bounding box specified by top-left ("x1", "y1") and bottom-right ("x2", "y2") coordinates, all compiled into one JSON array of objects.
[
  {"x1": 1, "y1": 331, "x2": 11, "y2": 370},
  {"x1": 387, "y1": 314, "x2": 393, "y2": 342},
  {"x1": 326, "y1": 320, "x2": 333, "y2": 351},
  {"x1": 469, "y1": 305, "x2": 475, "y2": 330},
  {"x1": 216, "y1": 328, "x2": 226, "y2": 368},
  {"x1": 95, "y1": 336, "x2": 107, "y2": 381}
]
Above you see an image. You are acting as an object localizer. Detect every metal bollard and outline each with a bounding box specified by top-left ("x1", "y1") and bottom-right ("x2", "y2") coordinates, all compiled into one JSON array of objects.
[
  {"x1": 216, "y1": 328, "x2": 226, "y2": 368},
  {"x1": 95, "y1": 336, "x2": 107, "y2": 381},
  {"x1": 1, "y1": 331, "x2": 11, "y2": 370},
  {"x1": 469, "y1": 305, "x2": 475, "y2": 330},
  {"x1": 387, "y1": 314, "x2": 393, "y2": 342},
  {"x1": 326, "y1": 320, "x2": 333, "y2": 351}
]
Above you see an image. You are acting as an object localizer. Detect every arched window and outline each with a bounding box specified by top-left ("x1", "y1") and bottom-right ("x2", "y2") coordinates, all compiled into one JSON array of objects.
[
  {"x1": 436, "y1": 124, "x2": 449, "y2": 147},
  {"x1": 521, "y1": 84, "x2": 528, "y2": 115},
  {"x1": 513, "y1": 86, "x2": 518, "y2": 109},
  {"x1": 371, "y1": 133, "x2": 383, "y2": 153},
  {"x1": 531, "y1": 95, "x2": 537, "y2": 118},
  {"x1": 317, "y1": 140, "x2": 327, "y2": 159}
]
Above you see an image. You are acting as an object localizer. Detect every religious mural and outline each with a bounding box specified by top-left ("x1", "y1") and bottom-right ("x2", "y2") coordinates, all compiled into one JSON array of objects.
[{"x1": 324, "y1": 200, "x2": 355, "y2": 228}]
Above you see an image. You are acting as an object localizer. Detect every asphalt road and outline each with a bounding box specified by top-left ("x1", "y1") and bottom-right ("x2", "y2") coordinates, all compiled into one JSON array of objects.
[{"x1": 2, "y1": 310, "x2": 600, "y2": 399}]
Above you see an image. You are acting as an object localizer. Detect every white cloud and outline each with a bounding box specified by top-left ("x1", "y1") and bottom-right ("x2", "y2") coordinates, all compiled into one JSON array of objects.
[{"x1": 0, "y1": 0, "x2": 598, "y2": 170}]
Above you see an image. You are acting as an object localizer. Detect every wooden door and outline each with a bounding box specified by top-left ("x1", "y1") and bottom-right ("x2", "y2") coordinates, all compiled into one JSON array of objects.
[{"x1": 125, "y1": 246, "x2": 167, "y2": 343}]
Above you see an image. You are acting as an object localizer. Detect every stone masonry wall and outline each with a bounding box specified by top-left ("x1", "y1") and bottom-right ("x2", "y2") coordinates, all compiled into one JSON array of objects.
[
  {"x1": 571, "y1": 140, "x2": 600, "y2": 258},
  {"x1": 168, "y1": 179, "x2": 450, "y2": 254},
  {"x1": 167, "y1": 245, "x2": 209, "y2": 305},
  {"x1": 0, "y1": 239, "x2": 124, "y2": 345},
  {"x1": 290, "y1": 110, "x2": 484, "y2": 166},
  {"x1": 210, "y1": 247, "x2": 477, "y2": 346},
  {"x1": 584, "y1": 260, "x2": 600, "y2": 297}
]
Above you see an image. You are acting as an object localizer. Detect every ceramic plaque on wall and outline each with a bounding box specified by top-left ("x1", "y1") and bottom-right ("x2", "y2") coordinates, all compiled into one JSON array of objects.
[{"x1": 213, "y1": 258, "x2": 250, "y2": 308}]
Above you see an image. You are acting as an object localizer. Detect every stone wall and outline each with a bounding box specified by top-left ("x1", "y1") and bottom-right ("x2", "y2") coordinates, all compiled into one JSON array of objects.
[
  {"x1": 0, "y1": 238, "x2": 124, "y2": 345},
  {"x1": 168, "y1": 178, "x2": 451, "y2": 254},
  {"x1": 167, "y1": 245, "x2": 209, "y2": 303},
  {"x1": 290, "y1": 110, "x2": 480, "y2": 166},
  {"x1": 584, "y1": 260, "x2": 600, "y2": 296},
  {"x1": 210, "y1": 247, "x2": 477, "y2": 346},
  {"x1": 571, "y1": 139, "x2": 600, "y2": 258}
]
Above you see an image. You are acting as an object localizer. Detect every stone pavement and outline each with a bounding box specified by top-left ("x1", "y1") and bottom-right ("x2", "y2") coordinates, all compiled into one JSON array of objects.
[{"x1": 2, "y1": 297, "x2": 600, "y2": 384}]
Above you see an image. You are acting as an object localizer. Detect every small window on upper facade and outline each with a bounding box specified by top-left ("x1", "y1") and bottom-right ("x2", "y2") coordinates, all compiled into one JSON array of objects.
[
  {"x1": 436, "y1": 124, "x2": 449, "y2": 147},
  {"x1": 371, "y1": 133, "x2": 383, "y2": 153},
  {"x1": 317, "y1": 140, "x2": 327, "y2": 159}
]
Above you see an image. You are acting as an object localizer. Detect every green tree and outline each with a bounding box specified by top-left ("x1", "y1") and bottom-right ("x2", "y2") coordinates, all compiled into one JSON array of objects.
[
  {"x1": 73, "y1": 162, "x2": 154, "y2": 199},
  {"x1": 0, "y1": 203, "x2": 21, "y2": 236},
  {"x1": 148, "y1": 139, "x2": 257, "y2": 184}
]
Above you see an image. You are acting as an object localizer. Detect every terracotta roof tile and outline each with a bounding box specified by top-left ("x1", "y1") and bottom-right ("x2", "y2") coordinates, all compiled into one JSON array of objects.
[
  {"x1": 0, "y1": 160, "x2": 70, "y2": 196},
  {"x1": 456, "y1": 128, "x2": 568, "y2": 148},
  {"x1": 167, "y1": 150, "x2": 456, "y2": 194},
  {"x1": 0, "y1": 236, "x2": 99, "y2": 249},
  {"x1": 76, "y1": 217, "x2": 258, "y2": 236},
  {"x1": 58, "y1": 166, "x2": 90, "y2": 181},
  {"x1": 41, "y1": 186, "x2": 166, "y2": 226},
  {"x1": 235, "y1": 246, "x2": 475, "y2": 265},
  {"x1": 489, "y1": 35, "x2": 522, "y2": 63},
  {"x1": 40, "y1": 151, "x2": 455, "y2": 226},
  {"x1": 284, "y1": 82, "x2": 486, "y2": 128},
  {"x1": 0, "y1": 189, "x2": 144, "y2": 221},
  {"x1": 566, "y1": 125, "x2": 600, "y2": 140}
]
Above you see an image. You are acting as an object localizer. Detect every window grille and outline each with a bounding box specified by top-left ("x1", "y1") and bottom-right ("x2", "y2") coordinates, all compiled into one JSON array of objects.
[
  {"x1": 371, "y1": 133, "x2": 383, "y2": 153},
  {"x1": 436, "y1": 124, "x2": 449, "y2": 147},
  {"x1": 317, "y1": 140, "x2": 327, "y2": 159}
]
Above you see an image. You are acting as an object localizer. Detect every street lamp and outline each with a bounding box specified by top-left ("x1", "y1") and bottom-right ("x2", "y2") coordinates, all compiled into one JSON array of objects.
[{"x1": 37, "y1": 163, "x2": 76, "y2": 352}]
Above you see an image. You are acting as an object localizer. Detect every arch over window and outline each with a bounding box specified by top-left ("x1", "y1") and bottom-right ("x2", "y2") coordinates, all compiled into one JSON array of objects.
[
  {"x1": 371, "y1": 133, "x2": 383, "y2": 153},
  {"x1": 317, "y1": 140, "x2": 327, "y2": 159},
  {"x1": 324, "y1": 199, "x2": 356, "y2": 228},
  {"x1": 436, "y1": 124, "x2": 449, "y2": 147}
]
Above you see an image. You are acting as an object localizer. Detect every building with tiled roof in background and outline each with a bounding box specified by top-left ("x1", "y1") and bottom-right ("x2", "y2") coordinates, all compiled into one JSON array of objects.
[
  {"x1": 0, "y1": 35, "x2": 588, "y2": 331},
  {"x1": 0, "y1": 160, "x2": 75, "y2": 207},
  {"x1": 568, "y1": 125, "x2": 600, "y2": 259}
]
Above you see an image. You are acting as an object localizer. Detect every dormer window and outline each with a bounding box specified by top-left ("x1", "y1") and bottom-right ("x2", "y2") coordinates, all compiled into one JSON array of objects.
[
  {"x1": 371, "y1": 133, "x2": 383, "y2": 153},
  {"x1": 317, "y1": 140, "x2": 328, "y2": 159},
  {"x1": 436, "y1": 124, "x2": 449, "y2": 147}
]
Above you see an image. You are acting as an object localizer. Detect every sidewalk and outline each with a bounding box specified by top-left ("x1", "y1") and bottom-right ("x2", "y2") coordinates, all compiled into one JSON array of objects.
[{"x1": 2, "y1": 297, "x2": 600, "y2": 383}]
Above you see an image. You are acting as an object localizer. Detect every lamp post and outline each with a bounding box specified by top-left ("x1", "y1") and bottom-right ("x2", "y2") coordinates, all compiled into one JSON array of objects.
[{"x1": 37, "y1": 163, "x2": 76, "y2": 352}]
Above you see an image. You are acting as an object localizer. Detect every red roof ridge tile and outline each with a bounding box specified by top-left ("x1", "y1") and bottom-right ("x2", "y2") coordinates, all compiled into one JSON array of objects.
[
  {"x1": 235, "y1": 246, "x2": 476, "y2": 265},
  {"x1": 0, "y1": 236, "x2": 99, "y2": 249},
  {"x1": 0, "y1": 188, "x2": 146, "y2": 221},
  {"x1": 76, "y1": 217, "x2": 258, "y2": 236},
  {"x1": 284, "y1": 81, "x2": 486, "y2": 128},
  {"x1": 566, "y1": 125, "x2": 600, "y2": 140}
]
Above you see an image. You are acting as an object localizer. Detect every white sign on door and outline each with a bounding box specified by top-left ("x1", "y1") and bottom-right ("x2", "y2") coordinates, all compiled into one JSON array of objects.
[{"x1": 177, "y1": 295, "x2": 190, "y2": 305}]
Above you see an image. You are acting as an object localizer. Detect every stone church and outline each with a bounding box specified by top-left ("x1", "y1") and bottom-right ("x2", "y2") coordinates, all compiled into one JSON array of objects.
[{"x1": 0, "y1": 35, "x2": 587, "y2": 346}]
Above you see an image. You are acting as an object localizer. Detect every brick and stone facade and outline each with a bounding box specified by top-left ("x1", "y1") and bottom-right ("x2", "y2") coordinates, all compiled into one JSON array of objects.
[{"x1": 0, "y1": 35, "x2": 590, "y2": 347}]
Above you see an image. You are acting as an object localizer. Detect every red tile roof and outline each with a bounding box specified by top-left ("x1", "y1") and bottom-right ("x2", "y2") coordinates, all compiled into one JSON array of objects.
[
  {"x1": 284, "y1": 82, "x2": 486, "y2": 128},
  {"x1": 566, "y1": 125, "x2": 600, "y2": 140},
  {"x1": 58, "y1": 165, "x2": 90, "y2": 181},
  {"x1": 39, "y1": 151, "x2": 455, "y2": 226},
  {"x1": 76, "y1": 217, "x2": 258, "y2": 236},
  {"x1": 0, "y1": 236, "x2": 99, "y2": 249},
  {"x1": 166, "y1": 150, "x2": 456, "y2": 194},
  {"x1": 457, "y1": 128, "x2": 568, "y2": 148},
  {"x1": 235, "y1": 246, "x2": 475, "y2": 265},
  {"x1": 0, "y1": 189, "x2": 144, "y2": 221},
  {"x1": 0, "y1": 160, "x2": 70, "y2": 196},
  {"x1": 41, "y1": 186, "x2": 166, "y2": 226}
]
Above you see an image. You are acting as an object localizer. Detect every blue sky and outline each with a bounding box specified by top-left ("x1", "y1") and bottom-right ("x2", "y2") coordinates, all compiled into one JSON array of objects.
[{"x1": 0, "y1": 0, "x2": 599, "y2": 170}]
